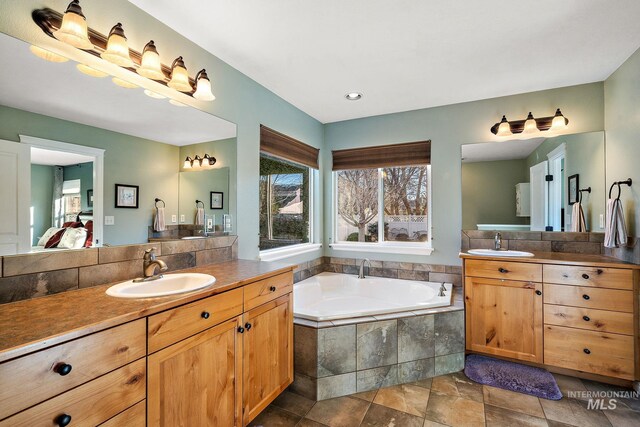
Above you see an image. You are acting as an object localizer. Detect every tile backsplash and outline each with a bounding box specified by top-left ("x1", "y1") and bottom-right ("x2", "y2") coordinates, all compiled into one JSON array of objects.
[{"x1": 462, "y1": 230, "x2": 606, "y2": 255}]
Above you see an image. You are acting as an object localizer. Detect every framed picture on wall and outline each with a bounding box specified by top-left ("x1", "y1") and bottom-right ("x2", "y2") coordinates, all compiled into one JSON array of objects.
[
  {"x1": 115, "y1": 184, "x2": 139, "y2": 209},
  {"x1": 210, "y1": 191, "x2": 223, "y2": 209},
  {"x1": 87, "y1": 189, "x2": 93, "y2": 208},
  {"x1": 568, "y1": 174, "x2": 579, "y2": 205}
]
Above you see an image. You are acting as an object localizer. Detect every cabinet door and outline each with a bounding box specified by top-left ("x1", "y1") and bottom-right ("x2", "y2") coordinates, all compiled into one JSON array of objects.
[
  {"x1": 242, "y1": 294, "x2": 293, "y2": 426},
  {"x1": 465, "y1": 277, "x2": 543, "y2": 363},
  {"x1": 148, "y1": 316, "x2": 243, "y2": 427}
]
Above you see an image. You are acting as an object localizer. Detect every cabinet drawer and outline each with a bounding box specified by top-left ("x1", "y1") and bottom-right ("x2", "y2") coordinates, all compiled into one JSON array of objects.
[
  {"x1": 0, "y1": 359, "x2": 146, "y2": 427},
  {"x1": 544, "y1": 304, "x2": 634, "y2": 335},
  {"x1": 100, "y1": 400, "x2": 146, "y2": 427},
  {"x1": 0, "y1": 319, "x2": 145, "y2": 420},
  {"x1": 244, "y1": 272, "x2": 293, "y2": 311},
  {"x1": 543, "y1": 265, "x2": 633, "y2": 290},
  {"x1": 465, "y1": 259, "x2": 541, "y2": 282},
  {"x1": 148, "y1": 287, "x2": 243, "y2": 353},
  {"x1": 543, "y1": 284, "x2": 633, "y2": 312},
  {"x1": 544, "y1": 325, "x2": 634, "y2": 380}
]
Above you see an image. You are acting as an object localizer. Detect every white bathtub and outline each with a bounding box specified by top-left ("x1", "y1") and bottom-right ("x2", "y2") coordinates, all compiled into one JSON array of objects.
[{"x1": 294, "y1": 272, "x2": 453, "y2": 321}]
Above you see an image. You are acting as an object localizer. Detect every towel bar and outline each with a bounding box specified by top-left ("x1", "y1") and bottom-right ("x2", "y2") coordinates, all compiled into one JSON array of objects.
[
  {"x1": 195, "y1": 200, "x2": 205, "y2": 208},
  {"x1": 154, "y1": 198, "x2": 166, "y2": 208},
  {"x1": 608, "y1": 179, "x2": 632, "y2": 200}
]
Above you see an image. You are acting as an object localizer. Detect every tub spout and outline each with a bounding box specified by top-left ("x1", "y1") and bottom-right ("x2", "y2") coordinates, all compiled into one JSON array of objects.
[
  {"x1": 358, "y1": 258, "x2": 371, "y2": 279},
  {"x1": 438, "y1": 283, "x2": 446, "y2": 297}
]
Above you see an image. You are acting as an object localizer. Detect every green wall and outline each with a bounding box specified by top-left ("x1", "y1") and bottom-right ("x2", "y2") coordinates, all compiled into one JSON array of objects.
[
  {"x1": 461, "y1": 159, "x2": 529, "y2": 230},
  {"x1": 63, "y1": 162, "x2": 93, "y2": 212},
  {"x1": 30, "y1": 164, "x2": 55, "y2": 245}
]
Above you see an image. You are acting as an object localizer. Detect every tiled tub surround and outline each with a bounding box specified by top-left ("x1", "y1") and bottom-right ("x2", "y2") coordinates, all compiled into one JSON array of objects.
[{"x1": 0, "y1": 235, "x2": 237, "y2": 304}]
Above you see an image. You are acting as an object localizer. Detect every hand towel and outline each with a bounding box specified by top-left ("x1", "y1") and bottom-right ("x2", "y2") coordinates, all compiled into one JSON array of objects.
[
  {"x1": 570, "y1": 202, "x2": 586, "y2": 232},
  {"x1": 604, "y1": 199, "x2": 627, "y2": 248},
  {"x1": 154, "y1": 207, "x2": 166, "y2": 232},
  {"x1": 195, "y1": 207, "x2": 205, "y2": 225}
]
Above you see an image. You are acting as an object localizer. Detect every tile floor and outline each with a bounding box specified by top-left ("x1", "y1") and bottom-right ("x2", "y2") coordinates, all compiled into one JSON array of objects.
[{"x1": 249, "y1": 371, "x2": 640, "y2": 427}]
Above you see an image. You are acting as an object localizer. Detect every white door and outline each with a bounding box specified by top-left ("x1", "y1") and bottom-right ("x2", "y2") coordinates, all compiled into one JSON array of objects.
[
  {"x1": 0, "y1": 139, "x2": 30, "y2": 255},
  {"x1": 530, "y1": 161, "x2": 548, "y2": 232}
]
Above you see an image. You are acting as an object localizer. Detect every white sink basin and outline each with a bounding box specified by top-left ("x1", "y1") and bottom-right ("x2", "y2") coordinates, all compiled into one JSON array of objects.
[
  {"x1": 106, "y1": 273, "x2": 216, "y2": 298},
  {"x1": 467, "y1": 249, "x2": 534, "y2": 257}
]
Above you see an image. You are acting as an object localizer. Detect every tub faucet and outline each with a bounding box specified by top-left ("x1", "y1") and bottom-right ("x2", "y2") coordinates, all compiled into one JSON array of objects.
[
  {"x1": 494, "y1": 232, "x2": 502, "y2": 250},
  {"x1": 133, "y1": 248, "x2": 167, "y2": 282},
  {"x1": 438, "y1": 283, "x2": 447, "y2": 297},
  {"x1": 358, "y1": 258, "x2": 371, "y2": 279}
]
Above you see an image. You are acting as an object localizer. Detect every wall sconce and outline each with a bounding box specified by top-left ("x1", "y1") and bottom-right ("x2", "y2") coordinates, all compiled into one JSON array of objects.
[
  {"x1": 491, "y1": 109, "x2": 568, "y2": 136},
  {"x1": 183, "y1": 154, "x2": 217, "y2": 169},
  {"x1": 32, "y1": 1, "x2": 216, "y2": 102}
]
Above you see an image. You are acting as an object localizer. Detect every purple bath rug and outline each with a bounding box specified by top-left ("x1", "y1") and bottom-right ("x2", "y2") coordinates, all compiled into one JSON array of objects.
[{"x1": 464, "y1": 354, "x2": 562, "y2": 400}]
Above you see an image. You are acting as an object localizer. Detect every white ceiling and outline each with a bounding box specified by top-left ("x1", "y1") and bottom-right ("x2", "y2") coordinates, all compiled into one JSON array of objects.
[
  {"x1": 31, "y1": 147, "x2": 94, "y2": 166},
  {"x1": 129, "y1": 0, "x2": 640, "y2": 123},
  {"x1": 0, "y1": 33, "x2": 236, "y2": 146},
  {"x1": 462, "y1": 138, "x2": 545, "y2": 163}
]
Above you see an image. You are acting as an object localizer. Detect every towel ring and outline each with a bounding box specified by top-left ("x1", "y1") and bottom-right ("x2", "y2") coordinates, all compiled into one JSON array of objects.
[
  {"x1": 608, "y1": 179, "x2": 632, "y2": 200},
  {"x1": 195, "y1": 200, "x2": 205, "y2": 208},
  {"x1": 578, "y1": 187, "x2": 591, "y2": 204},
  {"x1": 154, "y1": 198, "x2": 166, "y2": 208}
]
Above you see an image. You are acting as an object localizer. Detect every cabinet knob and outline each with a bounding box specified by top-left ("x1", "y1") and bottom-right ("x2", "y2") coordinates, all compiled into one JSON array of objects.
[
  {"x1": 56, "y1": 414, "x2": 72, "y2": 427},
  {"x1": 245, "y1": 322, "x2": 252, "y2": 330},
  {"x1": 583, "y1": 315, "x2": 590, "y2": 322},
  {"x1": 582, "y1": 273, "x2": 590, "y2": 280},
  {"x1": 535, "y1": 290, "x2": 542, "y2": 296},
  {"x1": 582, "y1": 294, "x2": 590, "y2": 300},
  {"x1": 270, "y1": 286, "x2": 277, "y2": 292},
  {"x1": 237, "y1": 326, "x2": 245, "y2": 334},
  {"x1": 201, "y1": 311, "x2": 210, "y2": 319},
  {"x1": 596, "y1": 269, "x2": 603, "y2": 275},
  {"x1": 583, "y1": 348, "x2": 591, "y2": 355},
  {"x1": 498, "y1": 268, "x2": 509, "y2": 274},
  {"x1": 55, "y1": 363, "x2": 72, "y2": 376}
]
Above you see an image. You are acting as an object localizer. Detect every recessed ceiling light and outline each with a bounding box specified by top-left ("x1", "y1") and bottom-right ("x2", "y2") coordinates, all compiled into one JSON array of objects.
[{"x1": 345, "y1": 92, "x2": 362, "y2": 101}]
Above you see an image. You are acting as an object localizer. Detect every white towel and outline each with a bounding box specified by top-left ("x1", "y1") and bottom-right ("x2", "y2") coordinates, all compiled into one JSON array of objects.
[
  {"x1": 570, "y1": 202, "x2": 586, "y2": 232},
  {"x1": 195, "y1": 207, "x2": 205, "y2": 225},
  {"x1": 604, "y1": 199, "x2": 627, "y2": 248},
  {"x1": 153, "y1": 207, "x2": 166, "y2": 232}
]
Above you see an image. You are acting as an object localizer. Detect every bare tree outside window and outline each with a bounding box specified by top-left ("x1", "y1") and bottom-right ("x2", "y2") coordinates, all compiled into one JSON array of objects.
[
  {"x1": 336, "y1": 169, "x2": 378, "y2": 242},
  {"x1": 383, "y1": 166, "x2": 429, "y2": 241}
]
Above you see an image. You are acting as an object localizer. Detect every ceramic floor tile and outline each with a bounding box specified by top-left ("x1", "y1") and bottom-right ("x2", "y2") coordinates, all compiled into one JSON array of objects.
[
  {"x1": 247, "y1": 405, "x2": 302, "y2": 427},
  {"x1": 272, "y1": 391, "x2": 316, "y2": 417},
  {"x1": 297, "y1": 419, "x2": 329, "y2": 427},
  {"x1": 360, "y1": 403, "x2": 424, "y2": 427},
  {"x1": 430, "y1": 372, "x2": 484, "y2": 403},
  {"x1": 582, "y1": 380, "x2": 640, "y2": 412},
  {"x1": 540, "y1": 397, "x2": 612, "y2": 427},
  {"x1": 552, "y1": 374, "x2": 588, "y2": 400},
  {"x1": 484, "y1": 404, "x2": 547, "y2": 427},
  {"x1": 352, "y1": 389, "x2": 378, "y2": 402},
  {"x1": 603, "y1": 404, "x2": 640, "y2": 427},
  {"x1": 422, "y1": 420, "x2": 448, "y2": 427},
  {"x1": 482, "y1": 385, "x2": 545, "y2": 418},
  {"x1": 373, "y1": 384, "x2": 431, "y2": 417},
  {"x1": 410, "y1": 377, "x2": 433, "y2": 389},
  {"x1": 424, "y1": 391, "x2": 485, "y2": 427},
  {"x1": 304, "y1": 395, "x2": 370, "y2": 427}
]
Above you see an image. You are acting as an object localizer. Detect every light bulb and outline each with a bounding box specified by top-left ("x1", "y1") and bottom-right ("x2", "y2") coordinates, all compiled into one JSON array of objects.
[
  {"x1": 193, "y1": 69, "x2": 215, "y2": 101},
  {"x1": 101, "y1": 23, "x2": 134, "y2": 67},
  {"x1": 76, "y1": 63, "x2": 108, "y2": 77},
  {"x1": 29, "y1": 45, "x2": 69, "y2": 63},
  {"x1": 137, "y1": 40, "x2": 165, "y2": 80},
  {"x1": 168, "y1": 56, "x2": 192, "y2": 92},
  {"x1": 53, "y1": 0, "x2": 93, "y2": 50},
  {"x1": 522, "y1": 112, "x2": 540, "y2": 135},
  {"x1": 496, "y1": 115, "x2": 512, "y2": 137},
  {"x1": 550, "y1": 108, "x2": 568, "y2": 131}
]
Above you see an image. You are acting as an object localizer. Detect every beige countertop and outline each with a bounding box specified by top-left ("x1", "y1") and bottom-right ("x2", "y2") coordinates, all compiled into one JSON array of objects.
[
  {"x1": 459, "y1": 251, "x2": 640, "y2": 269},
  {"x1": 0, "y1": 259, "x2": 295, "y2": 363}
]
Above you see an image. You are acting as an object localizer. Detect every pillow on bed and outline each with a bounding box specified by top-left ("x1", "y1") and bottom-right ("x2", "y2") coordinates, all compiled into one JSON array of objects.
[
  {"x1": 83, "y1": 220, "x2": 93, "y2": 248},
  {"x1": 58, "y1": 227, "x2": 88, "y2": 249},
  {"x1": 37, "y1": 227, "x2": 63, "y2": 247},
  {"x1": 45, "y1": 228, "x2": 67, "y2": 248},
  {"x1": 62, "y1": 221, "x2": 83, "y2": 228}
]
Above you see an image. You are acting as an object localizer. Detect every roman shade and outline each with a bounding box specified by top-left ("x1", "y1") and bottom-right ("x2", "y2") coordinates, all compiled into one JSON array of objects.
[
  {"x1": 260, "y1": 125, "x2": 320, "y2": 169},
  {"x1": 332, "y1": 140, "x2": 431, "y2": 171}
]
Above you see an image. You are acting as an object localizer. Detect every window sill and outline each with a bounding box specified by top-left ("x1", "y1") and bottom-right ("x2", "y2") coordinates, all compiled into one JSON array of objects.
[
  {"x1": 329, "y1": 242, "x2": 434, "y2": 256},
  {"x1": 259, "y1": 243, "x2": 323, "y2": 262}
]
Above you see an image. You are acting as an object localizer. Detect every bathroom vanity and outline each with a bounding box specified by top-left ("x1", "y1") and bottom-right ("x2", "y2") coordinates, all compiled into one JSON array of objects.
[
  {"x1": 461, "y1": 252, "x2": 639, "y2": 384},
  {"x1": 0, "y1": 260, "x2": 294, "y2": 427}
]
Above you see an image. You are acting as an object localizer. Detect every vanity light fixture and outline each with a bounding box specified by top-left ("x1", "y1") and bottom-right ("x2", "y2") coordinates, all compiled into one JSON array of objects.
[
  {"x1": 491, "y1": 109, "x2": 569, "y2": 136},
  {"x1": 193, "y1": 69, "x2": 215, "y2": 101},
  {"x1": 112, "y1": 77, "x2": 137, "y2": 88},
  {"x1": 144, "y1": 89, "x2": 166, "y2": 99},
  {"x1": 168, "y1": 57, "x2": 192, "y2": 92},
  {"x1": 29, "y1": 45, "x2": 69, "y2": 62},
  {"x1": 76, "y1": 63, "x2": 108, "y2": 77},
  {"x1": 345, "y1": 92, "x2": 363, "y2": 101},
  {"x1": 183, "y1": 156, "x2": 193, "y2": 169},
  {"x1": 101, "y1": 23, "x2": 134, "y2": 68},
  {"x1": 52, "y1": 0, "x2": 92, "y2": 50},
  {"x1": 137, "y1": 40, "x2": 165, "y2": 80},
  {"x1": 183, "y1": 154, "x2": 217, "y2": 169}
]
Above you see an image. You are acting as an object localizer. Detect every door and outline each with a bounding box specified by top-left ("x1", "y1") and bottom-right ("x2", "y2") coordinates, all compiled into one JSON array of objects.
[
  {"x1": 0, "y1": 139, "x2": 30, "y2": 254},
  {"x1": 465, "y1": 276, "x2": 543, "y2": 363},
  {"x1": 242, "y1": 294, "x2": 293, "y2": 426},
  {"x1": 148, "y1": 316, "x2": 243, "y2": 427},
  {"x1": 529, "y1": 160, "x2": 548, "y2": 231}
]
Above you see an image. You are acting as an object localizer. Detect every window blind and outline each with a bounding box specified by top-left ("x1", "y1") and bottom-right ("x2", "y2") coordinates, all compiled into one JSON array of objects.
[
  {"x1": 331, "y1": 140, "x2": 431, "y2": 171},
  {"x1": 260, "y1": 125, "x2": 320, "y2": 169}
]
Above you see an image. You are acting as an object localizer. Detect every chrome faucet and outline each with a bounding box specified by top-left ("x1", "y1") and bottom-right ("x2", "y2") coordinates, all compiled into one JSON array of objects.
[
  {"x1": 494, "y1": 232, "x2": 503, "y2": 250},
  {"x1": 358, "y1": 258, "x2": 371, "y2": 279},
  {"x1": 133, "y1": 248, "x2": 168, "y2": 282},
  {"x1": 438, "y1": 283, "x2": 447, "y2": 297}
]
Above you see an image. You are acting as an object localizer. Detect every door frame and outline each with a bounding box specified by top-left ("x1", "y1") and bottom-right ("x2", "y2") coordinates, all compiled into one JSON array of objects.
[
  {"x1": 547, "y1": 143, "x2": 566, "y2": 232},
  {"x1": 0, "y1": 139, "x2": 30, "y2": 254}
]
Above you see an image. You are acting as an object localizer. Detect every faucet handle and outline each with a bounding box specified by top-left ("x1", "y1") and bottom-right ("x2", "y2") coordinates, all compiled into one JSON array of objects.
[{"x1": 144, "y1": 247, "x2": 158, "y2": 261}]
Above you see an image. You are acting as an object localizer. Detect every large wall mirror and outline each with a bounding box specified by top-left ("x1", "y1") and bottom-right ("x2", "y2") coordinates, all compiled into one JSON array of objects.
[
  {"x1": 0, "y1": 32, "x2": 237, "y2": 255},
  {"x1": 461, "y1": 131, "x2": 605, "y2": 233}
]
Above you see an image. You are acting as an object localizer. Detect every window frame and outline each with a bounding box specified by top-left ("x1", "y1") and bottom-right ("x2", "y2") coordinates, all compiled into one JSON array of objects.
[{"x1": 331, "y1": 165, "x2": 433, "y2": 255}]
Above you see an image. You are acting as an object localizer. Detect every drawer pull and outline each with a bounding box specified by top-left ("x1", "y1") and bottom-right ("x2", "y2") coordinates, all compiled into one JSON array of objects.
[
  {"x1": 201, "y1": 311, "x2": 210, "y2": 319},
  {"x1": 583, "y1": 315, "x2": 591, "y2": 322},
  {"x1": 582, "y1": 273, "x2": 590, "y2": 280},
  {"x1": 55, "y1": 363, "x2": 73, "y2": 376},
  {"x1": 56, "y1": 414, "x2": 72, "y2": 427},
  {"x1": 583, "y1": 348, "x2": 591, "y2": 355},
  {"x1": 582, "y1": 294, "x2": 590, "y2": 300},
  {"x1": 498, "y1": 268, "x2": 509, "y2": 274},
  {"x1": 237, "y1": 326, "x2": 245, "y2": 334},
  {"x1": 270, "y1": 286, "x2": 277, "y2": 292},
  {"x1": 535, "y1": 290, "x2": 542, "y2": 296},
  {"x1": 245, "y1": 322, "x2": 252, "y2": 331},
  {"x1": 596, "y1": 269, "x2": 603, "y2": 275}
]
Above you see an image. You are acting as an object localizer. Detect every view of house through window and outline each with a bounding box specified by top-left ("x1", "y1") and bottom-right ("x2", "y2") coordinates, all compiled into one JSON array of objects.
[
  {"x1": 259, "y1": 154, "x2": 311, "y2": 250},
  {"x1": 336, "y1": 165, "x2": 430, "y2": 243}
]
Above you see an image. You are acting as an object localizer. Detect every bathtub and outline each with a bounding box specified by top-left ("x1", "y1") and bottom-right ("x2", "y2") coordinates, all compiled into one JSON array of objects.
[{"x1": 294, "y1": 272, "x2": 453, "y2": 321}]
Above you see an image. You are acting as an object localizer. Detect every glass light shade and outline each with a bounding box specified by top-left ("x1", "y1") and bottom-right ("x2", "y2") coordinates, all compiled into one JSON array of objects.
[
  {"x1": 29, "y1": 45, "x2": 69, "y2": 63},
  {"x1": 496, "y1": 115, "x2": 512, "y2": 137},
  {"x1": 183, "y1": 157, "x2": 193, "y2": 169},
  {"x1": 550, "y1": 109, "x2": 568, "y2": 131},
  {"x1": 53, "y1": 1, "x2": 93, "y2": 50},
  {"x1": 76, "y1": 63, "x2": 108, "y2": 77},
  {"x1": 168, "y1": 57, "x2": 193, "y2": 92},
  {"x1": 169, "y1": 99, "x2": 187, "y2": 107},
  {"x1": 137, "y1": 41, "x2": 165, "y2": 80},
  {"x1": 112, "y1": 77, "x2": 137, "y2": 88},
  {"x1": 203, "y1": 154, "x2": 217, "y2": 166},
  {"x1": 101, "y1": 24, "x2": 134, "y2": 67},
  {"x1": 522, "y1": 112, "x2": 540, "y2": 134},
  {"x1": 193, "y1": 69, "x2": 215, "y2": 101},
  {"x1": 144, "y1": 89, "x2": 166, "y2": 99},
  {"x1": 193, "y1": 155, "x2": 203, "y2": 167}
]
